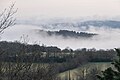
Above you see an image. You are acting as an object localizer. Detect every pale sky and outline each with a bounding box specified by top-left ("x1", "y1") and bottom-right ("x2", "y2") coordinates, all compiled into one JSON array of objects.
[{"x1": 0, "y1": 0, "x2": 120, "y2": 19}]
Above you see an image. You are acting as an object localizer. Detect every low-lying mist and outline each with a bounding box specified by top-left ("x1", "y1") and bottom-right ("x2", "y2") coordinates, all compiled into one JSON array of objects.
[{"x1": 1, "y1": 24, "x2": 120, "y2": 50}]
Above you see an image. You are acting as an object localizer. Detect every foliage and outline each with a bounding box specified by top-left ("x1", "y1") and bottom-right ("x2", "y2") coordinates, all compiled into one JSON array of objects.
[{"x1": 97, "y1": 48, "x2": 120, "y2": 80}]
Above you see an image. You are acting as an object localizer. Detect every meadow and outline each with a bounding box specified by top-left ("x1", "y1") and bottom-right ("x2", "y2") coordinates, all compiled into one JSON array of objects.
[{"x1": 59, "y1": 62, "x2": 112, "y2": 80}]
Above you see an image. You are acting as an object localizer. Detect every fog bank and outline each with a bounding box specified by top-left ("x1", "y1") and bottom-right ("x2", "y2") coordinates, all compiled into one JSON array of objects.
[{"x1": 1, "y1": 24, "x2": 120, "y2": 50}]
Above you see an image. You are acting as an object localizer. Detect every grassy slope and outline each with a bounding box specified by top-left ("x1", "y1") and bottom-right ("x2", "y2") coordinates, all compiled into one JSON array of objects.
[{"x1": 58, "y1": 62, "x2": 112, "y2": 80}]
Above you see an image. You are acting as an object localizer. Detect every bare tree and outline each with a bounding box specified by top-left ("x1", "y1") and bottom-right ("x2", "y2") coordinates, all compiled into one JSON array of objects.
[
  {"x1": 0, "y1": 3, "x2": 17, "y2": 56},
  {"x1": 0, "y1": 3, "x2": 17, "y2": 80},
  {"x1": 0, "y1": 3, "x2": 17, "y2": 34}
]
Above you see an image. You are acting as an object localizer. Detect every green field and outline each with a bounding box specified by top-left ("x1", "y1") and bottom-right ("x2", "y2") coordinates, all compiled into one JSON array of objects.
[{"x1": 58, "y1": 62, "x2": 112, "y2": 80}]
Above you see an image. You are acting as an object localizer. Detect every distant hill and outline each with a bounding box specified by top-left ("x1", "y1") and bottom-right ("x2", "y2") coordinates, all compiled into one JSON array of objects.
[
  {"x1": 17, "y1": 20, "x2": 120, "y2": 30},
  {"x1": 45, "y1": 20, "x2": 120, "y2": 29},
  {"x1": 37, "y1": 30, "x2": 97, "y2": 38},
  {"x1": 80, "y1": 20, "x2": 120, "y2": 28}
]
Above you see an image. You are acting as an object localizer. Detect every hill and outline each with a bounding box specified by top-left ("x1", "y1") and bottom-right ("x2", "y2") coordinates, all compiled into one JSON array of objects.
[{"x1": 37, "y1": 30, "x2": 97, "y2": 38}]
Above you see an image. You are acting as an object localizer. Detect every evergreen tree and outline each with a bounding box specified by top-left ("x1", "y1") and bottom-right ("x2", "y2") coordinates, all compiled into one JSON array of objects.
[{"x1": 97, "y1": 48, "x2": 120, "y2": 80}]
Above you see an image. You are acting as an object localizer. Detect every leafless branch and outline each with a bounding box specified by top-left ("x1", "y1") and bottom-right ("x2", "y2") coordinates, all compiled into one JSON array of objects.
[{"x1": 0, "y1": 3, "x2": 17, "y2": 34}]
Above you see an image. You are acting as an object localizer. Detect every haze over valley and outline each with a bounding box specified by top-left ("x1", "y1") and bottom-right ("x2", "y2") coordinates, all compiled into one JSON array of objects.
[{"x1": 1, "y1": 19, "x2": 120, "y2": 50}]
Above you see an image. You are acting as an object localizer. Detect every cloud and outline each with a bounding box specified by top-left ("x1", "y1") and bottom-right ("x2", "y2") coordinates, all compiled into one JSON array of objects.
[
  {"x1": 1, "y1": 24, "x2": 120, "y2": 50},
  {"x1": 1, "y1": 0, "x2": 120, "y2": 19}
]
